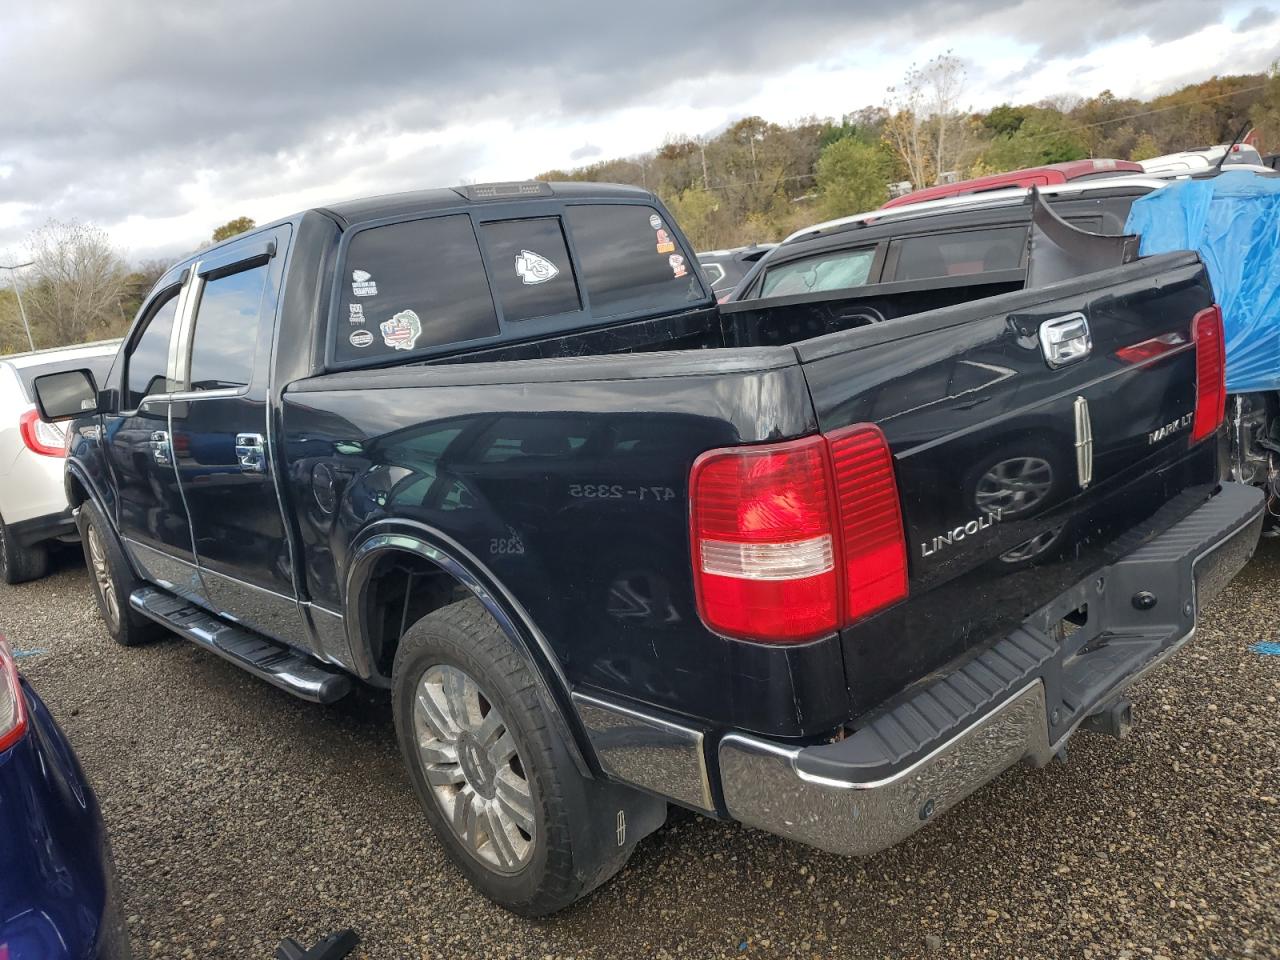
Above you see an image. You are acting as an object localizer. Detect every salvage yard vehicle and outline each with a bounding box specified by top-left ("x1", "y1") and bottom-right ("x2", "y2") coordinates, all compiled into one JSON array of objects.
[
  {"x1": 0, "y1": 634, "x2": 130, "y2": 959},
  {"x1": 0, "y1": 341, "x2": 119, "y2": 583},
  {"x1": 32, "y1": 180, "x2": 1263, "y2": 915},
  {"x1": 879, "y1": 158, "x2": 1145, "y2": 210},
  {"x1": 696, "y1": 243, "x2": 776, "y2": 301}
]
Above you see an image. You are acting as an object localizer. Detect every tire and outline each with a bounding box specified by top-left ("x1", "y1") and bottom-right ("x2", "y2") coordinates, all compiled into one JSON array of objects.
[
  {"x1": 0, "y1": 512, "x2": 49, "y2": 585},
  {"x1": 392, "y1": 598, "x2": 623, "y2": 916},
  {"x1": 76, "y1": 500, "x2": 161, "y2": 647}
]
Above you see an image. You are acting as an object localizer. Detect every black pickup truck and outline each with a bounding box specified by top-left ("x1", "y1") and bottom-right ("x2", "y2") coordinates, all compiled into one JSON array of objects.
[{"x1": 33, "y1": 181, "x2": 1263, "y2": 915}]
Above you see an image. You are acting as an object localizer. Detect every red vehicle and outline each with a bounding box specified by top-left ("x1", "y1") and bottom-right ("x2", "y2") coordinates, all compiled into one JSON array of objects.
[{"x1": 882, "y1": 158, "x2": 1144, "y2": 209}]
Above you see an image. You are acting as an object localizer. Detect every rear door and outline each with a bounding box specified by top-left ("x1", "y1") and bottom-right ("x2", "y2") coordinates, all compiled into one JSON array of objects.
[
  {"x1": 795, "y1": 252, "x2": 1219, "y2": 711},
  {"x1": 168, "y1": 227, "x2": 308, "y2": 647}
]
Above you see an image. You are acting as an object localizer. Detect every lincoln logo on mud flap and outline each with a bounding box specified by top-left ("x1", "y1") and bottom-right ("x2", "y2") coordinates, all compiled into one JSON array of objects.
[
  {"x1": 1148, "y1": 412, "x2": 1193, "y2": 445},
  {"x1": 920, "y1": 508, "x2": 1003, "y2": 558}
]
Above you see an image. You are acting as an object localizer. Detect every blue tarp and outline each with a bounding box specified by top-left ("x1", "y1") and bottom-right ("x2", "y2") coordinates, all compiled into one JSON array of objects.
[{"x1": 1124, "y1": 171, "x2": 1280, "y2": 393}]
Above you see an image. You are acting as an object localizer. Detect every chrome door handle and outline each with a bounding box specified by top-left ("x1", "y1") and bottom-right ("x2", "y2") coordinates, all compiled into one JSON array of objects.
[
  {"x1": 149, "y1": 430, "x2": 171, "y2": 466},
  {"x1": 1039, "y1": 313, "x2": 1092, "y2": 368},
  {"x1": 235, "y1": 433, "x2": 266, "y2": 473}
]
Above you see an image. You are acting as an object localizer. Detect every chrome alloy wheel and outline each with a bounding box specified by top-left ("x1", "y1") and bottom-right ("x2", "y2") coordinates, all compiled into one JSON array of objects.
[
  {"x1": 413, "y1": 664, "x2": 535, "y2": 874},
  {"x1": 975, "y1": 456, "x2": 1054, "y2": 516},
  {"x1": 86, "y1": 524, "x2": 120, "y2": 631}
]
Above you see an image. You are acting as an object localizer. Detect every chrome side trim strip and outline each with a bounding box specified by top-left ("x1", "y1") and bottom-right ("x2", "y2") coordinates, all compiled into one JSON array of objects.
[
  {"x1": 199, "y1": 565, "x2": 311, "y2": 649},
  {"x1": 718, "y1": 680, "x2": 1050, "y2": 857},
  {"x1": 571, "y1": 693, "x2": 714, "y2": 813},
  {"x1": 301, "y1": 602, "x2": 356, "y2": 671},
  {"x1": 120, "y1": 537, "x2": 207, "y2": 606}
]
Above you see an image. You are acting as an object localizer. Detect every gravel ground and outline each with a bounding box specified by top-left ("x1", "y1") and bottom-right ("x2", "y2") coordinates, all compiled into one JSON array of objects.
[{"x1": 4, "y1": 541, "x2": 1279, "y2": 960}]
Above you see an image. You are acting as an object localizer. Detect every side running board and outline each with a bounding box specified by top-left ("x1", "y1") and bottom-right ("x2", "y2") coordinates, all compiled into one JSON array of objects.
[{"x1": 129, "y1": 586, "x2": 353, "y2": 704}]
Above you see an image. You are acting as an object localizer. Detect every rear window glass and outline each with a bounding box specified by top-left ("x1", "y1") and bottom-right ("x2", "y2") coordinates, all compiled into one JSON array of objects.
[
  {"x1": 565, "y1": 205, "x2": 705, "y2": 317},
  {"x1": 334, "y1": 215, "x2": 499, "y2": 363},
  {"x1": 890, "y1": 227, "x2": 1026, "y2": 281},
  {"x1": 761, "y1": 247, "x2": 876, "y2": 297},
  {"x1": 479, "y1": 218, "x2": 581, "y2": 322}
]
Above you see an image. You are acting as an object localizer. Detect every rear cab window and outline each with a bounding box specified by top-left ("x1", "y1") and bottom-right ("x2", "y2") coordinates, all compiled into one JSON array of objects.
[
  {"x1": 333, "y1": 215, "x2": 500, "y2": 364},
  {"x1": 564, "y1": 204, "x2": 703, "y2": 318},
  {"x1": 329, "y1": 200, "x2": 707, "y2": 368}
]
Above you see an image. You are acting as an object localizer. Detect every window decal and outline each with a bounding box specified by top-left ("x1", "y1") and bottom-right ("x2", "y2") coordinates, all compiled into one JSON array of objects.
[
  {"x1": 515, "y1": 250, "x2": 559, "y2": 285},
  {"x1": 380, "y1": 309, "x2": 422, "y2": 351},
  {"x1": 351, "y1": 269, "x2": 378, "y2": 297}
]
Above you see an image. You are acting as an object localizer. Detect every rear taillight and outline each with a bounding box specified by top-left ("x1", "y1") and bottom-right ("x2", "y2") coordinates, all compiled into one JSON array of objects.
[
  {"x1": 19, "y1": 408, "x2": 66, "y2": 458},
  {"x1": 0, "y1": 636, "x2": 28, "y2": 753},
  {"x1": 828, "y1": 426, "x2": 910, "y2": 622},
  {"x1": 1191, "y1": 305, "x2": 1226, "y2": 444},
  {"x1": 690, "y1": 425, "x2": 907, "y2": 643}
]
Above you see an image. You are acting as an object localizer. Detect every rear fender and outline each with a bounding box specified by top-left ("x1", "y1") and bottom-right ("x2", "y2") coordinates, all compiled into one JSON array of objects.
[{"x1": 344, "y1": 518, "x2": 595, "y2": 776}]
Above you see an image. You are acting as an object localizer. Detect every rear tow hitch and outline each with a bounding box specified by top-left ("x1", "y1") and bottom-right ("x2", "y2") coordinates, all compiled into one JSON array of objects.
[{"x1": 1080, "y1": 697, "x2": 1134, "y2": 740}]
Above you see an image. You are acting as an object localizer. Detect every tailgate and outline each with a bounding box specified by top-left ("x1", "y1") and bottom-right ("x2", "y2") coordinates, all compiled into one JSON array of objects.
[{"x1": 794, "y1": 251, "x2": 1221, "y2": 713}]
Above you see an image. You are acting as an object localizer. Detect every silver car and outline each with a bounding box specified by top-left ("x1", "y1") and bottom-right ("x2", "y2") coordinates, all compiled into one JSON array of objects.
[{"x1": 0, "y1": 341, "x2": 118, "y2": 583}]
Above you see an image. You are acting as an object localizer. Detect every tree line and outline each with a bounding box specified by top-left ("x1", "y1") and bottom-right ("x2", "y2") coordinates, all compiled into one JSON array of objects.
[
  {"x1": 539, "y1": 59, "x2": 1280, "y2": 251},
  {"x1": 3, "y1": 61, "x2": 1277, "y2": 356},
  {"x1": 0, "y1": 217, "x2": 255, "y2": 356}
]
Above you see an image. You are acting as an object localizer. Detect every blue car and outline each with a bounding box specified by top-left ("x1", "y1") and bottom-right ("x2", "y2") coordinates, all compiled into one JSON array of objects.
[{"x1": 0, "y1": 636, "x2": 130, "y2": 960}]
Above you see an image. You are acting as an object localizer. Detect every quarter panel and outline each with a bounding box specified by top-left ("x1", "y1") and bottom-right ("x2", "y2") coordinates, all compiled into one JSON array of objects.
[{"x1": 281, "y1": 361, "x2": 852, "y2": 737}]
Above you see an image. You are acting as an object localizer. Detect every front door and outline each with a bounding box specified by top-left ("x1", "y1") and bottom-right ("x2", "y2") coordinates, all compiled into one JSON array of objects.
[
  {"x1": 167, "y1": 229, "x2": 308, "y2": 647},
  {"x1": 104, "y1": 281, "x2": 204, "y2": 602}
]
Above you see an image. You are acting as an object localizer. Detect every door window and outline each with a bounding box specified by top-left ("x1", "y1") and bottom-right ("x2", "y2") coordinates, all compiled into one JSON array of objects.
[
  {"x1": 479, "y1": 218, "x2": 581, "y2": 322},
  {"x1": 760, "y1": 247, "x2": 876, "y2": 297},
  {"x1": 889, "y1": 227, "x2": 1027, "y2": 281},
  {"x1": 334, "y1": 214, "x2": 499, "y2": 363},
  {"x1": 125, "y1": 293, "x2": 179, "y2": 409},
  {"x1": 188, "y1": 264, "x2": 269, "y2": 391}
]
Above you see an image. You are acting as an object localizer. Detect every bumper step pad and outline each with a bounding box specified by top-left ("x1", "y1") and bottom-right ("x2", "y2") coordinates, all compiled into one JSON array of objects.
[{"x1": 130, "y1": 586, "x2": 352, "y2": 704}]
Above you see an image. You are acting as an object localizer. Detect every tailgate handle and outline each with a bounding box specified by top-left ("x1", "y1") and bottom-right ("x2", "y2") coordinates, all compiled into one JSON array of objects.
[{"x1": 1039, "y1": 313, "x2": 1092, "y2": 368}]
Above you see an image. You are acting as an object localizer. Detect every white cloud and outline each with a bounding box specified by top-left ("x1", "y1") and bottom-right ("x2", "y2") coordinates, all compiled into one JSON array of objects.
[{"x1": 3, "y1": 0, "x2": 1276, "y2": 263}]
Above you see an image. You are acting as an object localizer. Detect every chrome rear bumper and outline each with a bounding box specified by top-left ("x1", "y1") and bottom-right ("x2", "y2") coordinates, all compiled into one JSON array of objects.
[{"x1": 715, "y1": 482, "x2": 1262, "y2": 857}]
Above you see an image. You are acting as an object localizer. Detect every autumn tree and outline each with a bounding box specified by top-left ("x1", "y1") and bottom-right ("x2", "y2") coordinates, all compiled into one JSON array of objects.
[
  {"x1": 211, "y1": 216, "x2": 256, "y2": 243},
  {"x1": 1249, "y1": 62, "x2": 1280, "y2": 153},
  {"x1": 816, "y1": 139, "x2": 890, "y2": 218},
  {"x1": 884, "y1": 52, "x2": 970, "y2": 188},
  {"x1": 21, "y1": 220, "x2": 128, "y2": 348},
  {"x1": 979, "y1": 107, "x2": 1088, "y2": 171}
]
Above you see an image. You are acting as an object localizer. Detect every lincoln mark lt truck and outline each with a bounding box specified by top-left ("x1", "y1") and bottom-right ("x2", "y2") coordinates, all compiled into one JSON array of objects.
[{"x1": 32, "y1": 181, "x2": 1263, "y2": 915}]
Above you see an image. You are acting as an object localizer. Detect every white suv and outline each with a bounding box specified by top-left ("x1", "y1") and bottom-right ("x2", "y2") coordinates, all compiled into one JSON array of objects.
[{"x1": 0, "y1": 341, "x2": 119, "y2": 583}]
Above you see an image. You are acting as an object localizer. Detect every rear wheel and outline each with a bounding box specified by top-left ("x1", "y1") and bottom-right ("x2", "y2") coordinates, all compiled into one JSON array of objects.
[
  {"x1": 0, "y1": 513, "x2": 49, "y2": 585},
  {"x1": 76, "y1": 501, "x2": 161, "y2": 646},
  {"x1": 393, "y1": 598, "x2": 631, "y2": 916}
]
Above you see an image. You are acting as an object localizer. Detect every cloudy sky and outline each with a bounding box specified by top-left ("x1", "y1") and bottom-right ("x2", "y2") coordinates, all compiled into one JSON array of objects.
[{"x1": 1, "y1": 1, "x2": 1277, "y2": 264}]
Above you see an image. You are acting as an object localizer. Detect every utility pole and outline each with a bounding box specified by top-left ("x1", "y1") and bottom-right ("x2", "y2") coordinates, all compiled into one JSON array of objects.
[{"x1": 0, "y1": 260, "x2": 35, "y2": 352}]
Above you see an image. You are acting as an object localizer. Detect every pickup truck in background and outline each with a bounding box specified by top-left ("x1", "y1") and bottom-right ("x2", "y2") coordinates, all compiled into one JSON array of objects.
[{"x1": 33, "y1": 180, "x2": 1263, "y2": 915}]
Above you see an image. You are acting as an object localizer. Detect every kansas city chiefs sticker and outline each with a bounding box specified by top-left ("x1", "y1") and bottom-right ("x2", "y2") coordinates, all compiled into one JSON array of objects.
[
  {"x1": 668, "y1": 254, "x2": 688, "y2": 278},
  {"x1": 351, "y1": 269, "x2": 378, "y2": 297},
  {"x1": 655, "y1": 228, "x2": 675, "y2": 254},
  {"x1": 515, "y1": 249, "x2": 559, "y2": 285},
  {"x1": 380, "y1": 309, "x2": 422, "y2": 351}
]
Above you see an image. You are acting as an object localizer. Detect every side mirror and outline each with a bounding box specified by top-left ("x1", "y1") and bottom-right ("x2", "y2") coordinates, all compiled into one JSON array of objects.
[{"x1": 32, "y1": 368, "x2": 101, "y2": 421}]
